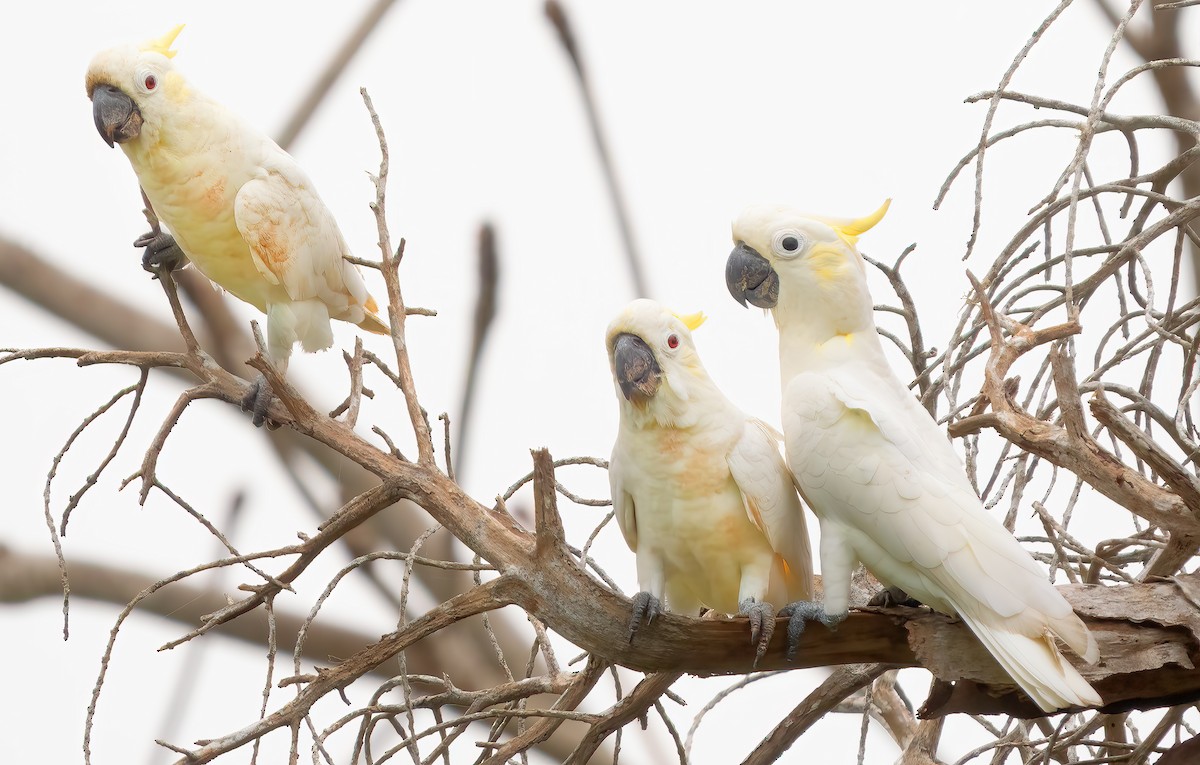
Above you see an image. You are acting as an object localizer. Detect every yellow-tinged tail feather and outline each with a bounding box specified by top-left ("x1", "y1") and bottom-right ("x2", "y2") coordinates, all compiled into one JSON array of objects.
[{"x1": 358, "y1": 310, "x2": 390, "y2": 335}]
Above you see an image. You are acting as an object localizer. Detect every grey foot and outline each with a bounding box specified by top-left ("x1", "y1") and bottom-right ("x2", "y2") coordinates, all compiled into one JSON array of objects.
[
  {"x1": 240, "y1": 375, "x2": 278, "y2": 429},
  {"x1": 738, "y1": 597, "x2": 776, "y2": 666},
  {"x1": 868, "y1": 586, "x2": 922, "y2": 608},
  {"x1": 627, "y1": 591, "x2": 662, "y2": 643},
  {"x1": 778, "y1": 600, "x2": 846, "y2": 662},
  {"x1": 135, "y1": 230, "x2": 188, "y2": 276}
]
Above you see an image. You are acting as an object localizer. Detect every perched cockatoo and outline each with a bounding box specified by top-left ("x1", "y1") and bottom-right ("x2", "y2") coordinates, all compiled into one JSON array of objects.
[
  {"x1": 606, "y1": 299, "x2": 813, "y2": 660},
  {"x1": 85, "y1": 26, "x2": 388, "y2": 425},
  {"x1": 725, "y1": 202, "x2": 1101, "y2": 711}
]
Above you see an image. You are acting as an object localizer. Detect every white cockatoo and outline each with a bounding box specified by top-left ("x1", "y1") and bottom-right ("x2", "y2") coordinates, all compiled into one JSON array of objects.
[
  {"x1": 86, "y1": 26, "x2": 388, "y2": 425},
  {"x1": 724, "y1": 202, "x2": 1101, "y2": 711},
  {"x1": 606, "y1": 299, "x2": 813, "y2": 660}
]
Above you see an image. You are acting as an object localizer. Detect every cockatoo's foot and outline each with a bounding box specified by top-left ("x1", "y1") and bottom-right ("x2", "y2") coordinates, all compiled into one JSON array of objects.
[
  {"x1": 867, "y1": 586, "x2": 922, "y2": 609},
  {"x1": 135, "y1": 230, "x2": 188, "y2": 276},
  {"x1": 240, "y1": 375, "x2": 278, "y2": 429},
  {"x1": 778, "y1": 600, "x2": 846, "y2": 661},
  {"x1": 738, "y1": 598, "x2": 776, "y2": 666},
  {"x1": 627, "y1": 591, "x2": 662, "y2": 643}
]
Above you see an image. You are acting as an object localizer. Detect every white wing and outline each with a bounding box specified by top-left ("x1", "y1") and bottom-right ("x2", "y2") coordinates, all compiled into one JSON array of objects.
[
  {"x1": 608, "y1": 447, "x2": 637, "y2": 551},
  {"x1": 786, "y1": 363, "x2": 1094, "y2": 658},
  {"x1": 727, "y1": 418, "x2": 813, "y2": 599},
  {"x1": 234, "y1": 160, "x2": 372, "y2": 322}
]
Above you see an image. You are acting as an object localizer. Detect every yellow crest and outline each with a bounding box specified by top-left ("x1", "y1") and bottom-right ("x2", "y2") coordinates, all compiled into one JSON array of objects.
[
  {"x1": 141, "y1": 24, "x2": 185, "y2": 59},
  {"x1": 831, "y1": 198, "x2": 891, "y2": 246},
  {"x1": 673, "y1": 311, "x2": 707, "y2": 331}
]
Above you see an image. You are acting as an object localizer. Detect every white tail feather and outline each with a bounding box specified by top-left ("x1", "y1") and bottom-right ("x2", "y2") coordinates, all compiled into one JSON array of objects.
[{"x1": 958, "y1": 611, "x2": 1101, "y2": 712}]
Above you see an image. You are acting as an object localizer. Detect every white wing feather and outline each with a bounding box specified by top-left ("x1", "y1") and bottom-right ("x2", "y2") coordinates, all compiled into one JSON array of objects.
[
  {"x1": 234, "y1": 160, "x2": 371, "y2": 321},
  {"x1": 785, "y1": 363, "x2": 1098, "y2": 709},
  {"x1": 727, "y1": 419, "x2": 814, "y2": 599},
  {"x1": 608, "y1": 448, "x2": 638, "y2": 551}
]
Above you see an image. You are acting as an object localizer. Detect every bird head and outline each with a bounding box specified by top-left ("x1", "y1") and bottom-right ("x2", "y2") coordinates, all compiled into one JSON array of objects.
[
  {"x1": 725, "y1": 200, "x2": 890, "y2": 317},
  {"x1": 605, "y1": 299, "x2": 708, "y2": 422},
  {"x1": 85, "y1": 25, "x2": 185, "y2": 148}
]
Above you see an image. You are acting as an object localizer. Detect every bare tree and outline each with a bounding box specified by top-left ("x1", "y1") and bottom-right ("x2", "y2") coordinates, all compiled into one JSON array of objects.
[{"x1": 6, "y1": 2, "x2": 1200, "y2": 763}]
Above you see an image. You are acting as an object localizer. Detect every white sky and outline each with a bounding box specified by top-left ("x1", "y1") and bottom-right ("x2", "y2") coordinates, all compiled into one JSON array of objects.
[{"x1": 1, "y1": 1, "x2": 1191, "y2": 763}]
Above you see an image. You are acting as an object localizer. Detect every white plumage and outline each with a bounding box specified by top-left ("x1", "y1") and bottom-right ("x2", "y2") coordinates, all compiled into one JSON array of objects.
[
  {"x1": 726, "y1": 202, "x2": 1100, "y2": 711},
  {"x1": 606, "y1": 299, "x2": 812, "y2": 651},
  {"x1": 85, "y1": 26, "x2": 387, "y2": 377}
]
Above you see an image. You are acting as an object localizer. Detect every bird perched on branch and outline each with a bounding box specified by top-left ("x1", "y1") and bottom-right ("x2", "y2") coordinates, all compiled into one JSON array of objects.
[
  {"x1": 606, "y1": 299, "x2": 813, "y2": 661},
  {"x1": 85, "y1": 26, "x2": 388, "y2": 425},
  {"x1": 725, "y1": 200, "x2": 1101, "y2": 711}
]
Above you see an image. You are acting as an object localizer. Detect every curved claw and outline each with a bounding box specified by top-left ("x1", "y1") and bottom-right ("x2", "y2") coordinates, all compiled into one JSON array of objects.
[
  {"x1": 135, "y1": 230, "x2": 188, "y2": 278},
  {"x1": 627, "y1": 591, "x2": 662, "y2": 643},
  {"x1": 240, "y1": 375, "x2": 279, "y2": 429},
  {"x1": 867, "y1": 586, "x2": 922, "y2": 609},
  {"x1": 738, "y1": 598, "x2": 776, "y2": 666},
  {"x1": 779, "y1": 600, "x2": 846, "y2": 662}
]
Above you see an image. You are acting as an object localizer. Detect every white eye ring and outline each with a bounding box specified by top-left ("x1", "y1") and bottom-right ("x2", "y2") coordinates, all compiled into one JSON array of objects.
[
  {"x1": 137, "y1": 68, "x2": 159, "y2": 94},
  {"x1": 772, "y1": 230, "x2": 808, "y2": 259}
]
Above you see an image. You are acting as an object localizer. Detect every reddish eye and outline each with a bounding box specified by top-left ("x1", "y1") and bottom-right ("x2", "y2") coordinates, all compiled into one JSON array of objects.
[
  {"x1": 667, "y1": 334, "x2": 679, "y2": 349},
  {"x1": 144, "y1": 74, "x2": 157, "y2": 90}
]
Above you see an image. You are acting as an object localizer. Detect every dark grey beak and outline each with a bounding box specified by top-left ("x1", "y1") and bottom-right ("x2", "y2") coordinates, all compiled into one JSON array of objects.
[
  {"x1": 91, "y1": 84, "x2": 142, "y2": 147},
  {"x1": 613, "y1": 333, "x2": 661, "y2": 403},
  {"x1": 725, "y1": 241, "x2": 779, "y2": 309}
]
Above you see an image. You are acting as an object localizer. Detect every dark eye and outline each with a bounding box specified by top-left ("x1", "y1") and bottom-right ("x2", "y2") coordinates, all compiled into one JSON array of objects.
[
  {"x1": 772, "y1": 230, "x2": 808, "y2": 258},
  {"x1": 144, "y1": 74, "x2": 157, "y2": 90},
  {"x1": 667, "y1": 334, "x2": 679, "y2": 349}
]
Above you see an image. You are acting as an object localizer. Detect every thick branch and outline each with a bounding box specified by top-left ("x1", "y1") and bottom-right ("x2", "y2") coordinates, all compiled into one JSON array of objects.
[
  {"x1": 742, "y1": 664, "x2": 888, "y2": 765},
  {"x1": 1090, "y1": 389, "x2": 1200, "y2": 515},
  {"x1": 0, "y1": 235, "x2": 188, "y2": 354},
  {"x1": 952, "y1": 278, "x2": 1200, "y2": 535},
  {"x1": 0, "y1": 547, "x2": 444, "y2": 679},
  {"x1": 565, "y1": 671, "x2": 683, "y2": 764},
  {"x1": 17, "y1": 346, "x2": 1200, "y2": 717}
]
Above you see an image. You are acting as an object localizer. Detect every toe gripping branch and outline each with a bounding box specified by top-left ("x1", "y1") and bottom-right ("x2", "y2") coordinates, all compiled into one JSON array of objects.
[
  {"x1": 135, "y1": 230, "x2": 189, "y2": 278},
  {"x1": 739, "y1": 598, "x2": 777, "y2": 667},
  {"x1": 627, "y1": 591, "x2": 662, "y2": 643},
  {"x1": 240, "y1": 374, "x2": 278, "y2": 429},
  {"x1": 779, "y1": 600, "x2": 846, "y2": 662}
]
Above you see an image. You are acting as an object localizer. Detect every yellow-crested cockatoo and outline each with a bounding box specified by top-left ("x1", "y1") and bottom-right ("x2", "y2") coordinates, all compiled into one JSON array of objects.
[
  {"x1": 606, "y1": 299, "x2": 813, "y2": 660},
  {"x1": 724, "y1": 202, "x2": 1101, "y2": 711},
  {"x1": 85, "y1": 26, "x2": 388, "y2": 425}
]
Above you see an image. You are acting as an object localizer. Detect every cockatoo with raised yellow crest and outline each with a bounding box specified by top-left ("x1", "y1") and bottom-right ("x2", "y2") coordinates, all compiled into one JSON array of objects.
[
  {"x1": 725, "y1": 201, "x2": 1101, "y2": 711},
  {"x1": 85, "y1": 26, "x2": 388, "y2": 425},
  {"x1": 606, "y1": 299, "x2": 813, "y2": 661}
]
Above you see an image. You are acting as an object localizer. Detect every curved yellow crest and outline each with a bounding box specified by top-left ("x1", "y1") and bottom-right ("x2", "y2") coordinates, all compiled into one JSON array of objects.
[
  {"x1": 141, "y1": 24, "x2": 185, "y2": 59},
  {"x1": 673, "y1": 311, "x2": 707, "y2": 331},
  {"x1": 832, "y1": 198, "x2": 891, "y2": 246}
]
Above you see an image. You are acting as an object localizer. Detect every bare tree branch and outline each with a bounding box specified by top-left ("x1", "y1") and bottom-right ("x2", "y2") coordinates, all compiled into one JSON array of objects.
[
  {"x1": 275, "y1": 0, "x2": 404, "y2": 151},
  {"x1": 544, "y1": 0, "x2": 650, "y2": 298}
]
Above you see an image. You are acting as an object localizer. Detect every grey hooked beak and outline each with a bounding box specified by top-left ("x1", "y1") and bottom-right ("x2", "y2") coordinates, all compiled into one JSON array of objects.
[
  {"x1": 91, "y1": 84, "x2": 142, "y2": 147},
  {"x1": 613, "y1": 333, "x2": 662, "y2": 404},
  {"x1": 725, "y1": 241, "x2": 779, "y2": 309}
]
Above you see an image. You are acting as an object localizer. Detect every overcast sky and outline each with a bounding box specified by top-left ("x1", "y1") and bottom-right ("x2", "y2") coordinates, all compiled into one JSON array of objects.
[{"x1": 1, "y1": 2, "x2": 1189, "y2": 763}]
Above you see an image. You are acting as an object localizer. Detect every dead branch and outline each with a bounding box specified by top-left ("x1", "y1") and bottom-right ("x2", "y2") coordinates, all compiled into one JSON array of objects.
[
  {"x1": 742, "y1": 664, "x2": 889, "y2": 765},
  {"x1": 274, "y1": 0, "x2": 403, "y2": 150},
  {"x1": 170, "y1": 577, "x2": 520, "y2": 764},
  {"x1": 0, "y1": 546, "x2": 446, "y2": 678},
  {"x1": 454, "y1": 221, "x2": 499, "y2": 477},
  {"x1": 13, "y1": 8, "x2": 1200, "y2": 761},
  {"x1": 544, "y1": 0, "x2": 650, "y2": 298}
]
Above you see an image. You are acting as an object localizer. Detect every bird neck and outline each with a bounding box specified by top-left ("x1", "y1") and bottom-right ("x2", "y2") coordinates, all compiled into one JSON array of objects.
[
  {"x1": 122, "y1": 89, "x2": 223, "y2": 171},
  {"x1": 772, "y1": 278, "x2": 884, "y2": 382},
  {"x1": 619, "y1": 367, "x2": 731, "y2": 431}
]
